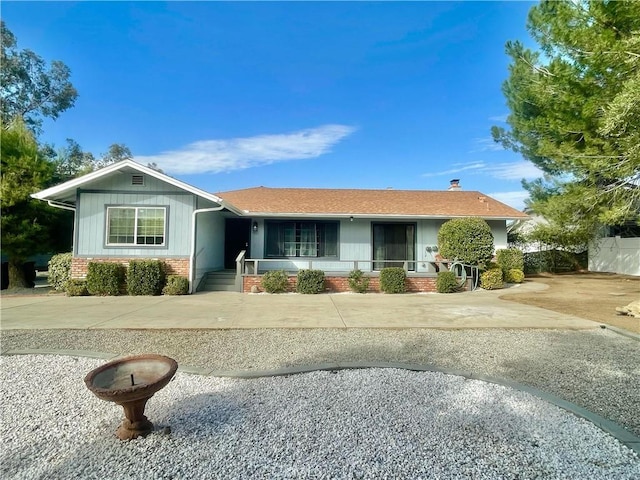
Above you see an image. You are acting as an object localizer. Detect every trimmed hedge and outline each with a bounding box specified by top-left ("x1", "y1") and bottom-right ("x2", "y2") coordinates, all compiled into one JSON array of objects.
[
  {"x1": 296, "y1": 269, "x2": 325, "y2": 294},
  {"x1": 379, "y1": 267, "x2": 406, "y2": 293},
  {"x1": 505, "y1": 268, "x2": 525, "y2": 284},
  {"x1": 496, "y1": 248, "x2": 524, "y2": 273},
  {"x1": 348, "y1": 269, "x2": 370, "y2": 293},
  {"x1": 436, "y1": 271, "x2": 459, "y2": 293},
  {"x1": 87, "y1": 262, "x2": 125, "y2": 296},
  {"x1": 48, "y1": 252, "x2": 72, "y2": 291},
  {"x1": 437, "y1": 217, "x2": 494, "y2": 267},
  {"x1": 65, "y1": 279, "x2": 89, "y2": 296},
  {"x1": 261, "y1": 270, "x2": 289, "y2": 293},
  {"x1": 126, "y1": 260, "x2": 165, "y2": 296},
  {"x1": 480, "y1": 268, "x2": 504, "y2": 290},
  {"x1": 163, "y1": 275, "x2": 189, "y2": 295}
]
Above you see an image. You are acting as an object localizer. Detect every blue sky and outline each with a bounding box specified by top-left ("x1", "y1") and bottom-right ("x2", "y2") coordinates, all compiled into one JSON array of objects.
[{"x1": 4, "y1": 1, "x2": 541, "y2": 209}]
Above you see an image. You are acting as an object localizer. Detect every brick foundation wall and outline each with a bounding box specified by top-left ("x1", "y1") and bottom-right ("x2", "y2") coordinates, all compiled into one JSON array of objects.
[
  {"x1": 243, "y1": 274, "x2": 441, "y2": 293},
  {"x1": 71, "y1": 257, "x2": 190, "y2": 278}
]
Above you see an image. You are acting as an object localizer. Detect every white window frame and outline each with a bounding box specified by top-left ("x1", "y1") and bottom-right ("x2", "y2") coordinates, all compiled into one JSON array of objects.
[{"x1": 105, "y1": 206, "x2": 167, "y2": 247}]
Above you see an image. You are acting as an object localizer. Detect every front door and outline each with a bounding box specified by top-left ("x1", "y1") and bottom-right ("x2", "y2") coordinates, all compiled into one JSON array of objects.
[
  {"x1": 372, "y1": 223, "x2": 416, "y2": 271},
  {"x1": 224, "y1": 218, "x2": 251, "y2": 269}
]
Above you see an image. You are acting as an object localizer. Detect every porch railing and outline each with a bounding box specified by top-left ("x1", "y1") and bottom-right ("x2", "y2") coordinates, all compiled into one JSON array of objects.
[{"x1": 241, "y1": 258, "x2": 418, "y2": 275}]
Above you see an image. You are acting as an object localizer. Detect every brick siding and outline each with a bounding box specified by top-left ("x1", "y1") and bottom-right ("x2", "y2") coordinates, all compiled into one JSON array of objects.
[
  {"x1": 243, "y1": 274, "x2": 441, "y2": 293},
  {"x1": 70, "y1": 257, "x2": 190, "y2": 278}
]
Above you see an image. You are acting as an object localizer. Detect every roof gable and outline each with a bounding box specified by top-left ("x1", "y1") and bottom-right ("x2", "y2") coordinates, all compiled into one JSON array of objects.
[
  {"x1": 32, "y1": 160, "x2": 241, "y2": 214},
  {"x1": 217, "y1": 187, "x2": 528, "y2": 220}
]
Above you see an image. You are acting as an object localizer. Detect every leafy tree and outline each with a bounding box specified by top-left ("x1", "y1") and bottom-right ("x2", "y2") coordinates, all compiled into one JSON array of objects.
[
  {"x1": 493, "y1": 1, "x2": 640, "y2": 239},
  {"x1": 0, "y1": 21, "x2": 78, "y2": 133},
  {"x1": 0, "y1": 121, "x2": 55, "y2": 287},
  {"x1": 50, "y1": 138, "x2": 95, "y2": 182},
  {"x1": 437, "y1": 217, "x2": 494, "y2": 268},
  {"x1": 96, "y1": 143, "x2": 132, "y2": 168}
]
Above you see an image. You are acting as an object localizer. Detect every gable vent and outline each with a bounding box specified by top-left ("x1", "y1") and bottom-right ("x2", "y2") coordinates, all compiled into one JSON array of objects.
[{"x1": 131, "y1": 175, "x2": 144, "y2": 186}]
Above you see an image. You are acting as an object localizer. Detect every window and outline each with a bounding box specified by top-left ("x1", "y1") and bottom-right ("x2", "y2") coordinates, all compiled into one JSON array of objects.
[
  {"x1": 266, "y1": 221, "x2": 338, "y2": 257},
  {"x1": 372, "y1": 223, "x2": 415, "y2": 270},
  {"x1": 106, "y1": 207, "x2": 166, "y2": 246}
]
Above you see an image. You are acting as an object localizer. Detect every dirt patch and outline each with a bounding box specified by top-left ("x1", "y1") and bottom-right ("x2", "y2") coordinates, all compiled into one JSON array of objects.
[{"x1": 501, "y1": 272, "x2": 640, "y2": 333}]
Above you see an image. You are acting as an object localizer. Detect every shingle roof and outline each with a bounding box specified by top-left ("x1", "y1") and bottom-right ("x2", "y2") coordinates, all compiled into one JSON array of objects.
[{"x1": 217, "y1": 187, "x2": 528, "y2": 219}]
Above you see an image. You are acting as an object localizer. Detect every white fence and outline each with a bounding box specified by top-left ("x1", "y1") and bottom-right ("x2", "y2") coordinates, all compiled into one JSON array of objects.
[{"x1": 589, "y1": 236, "x2": 640, "y2": 276}]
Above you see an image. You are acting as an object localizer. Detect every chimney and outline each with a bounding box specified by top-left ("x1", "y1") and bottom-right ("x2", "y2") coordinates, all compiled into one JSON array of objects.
[{"x1": 448, "y1": 179, "x2": 461, "y2": 191}]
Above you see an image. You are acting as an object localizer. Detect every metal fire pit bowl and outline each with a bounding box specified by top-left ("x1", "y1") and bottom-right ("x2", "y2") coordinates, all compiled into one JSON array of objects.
[{"x1": 84, "y1": 354, "x2": 178, "y2": 440}]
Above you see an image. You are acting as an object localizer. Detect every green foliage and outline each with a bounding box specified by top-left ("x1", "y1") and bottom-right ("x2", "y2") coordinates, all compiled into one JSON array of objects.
[
  {"x1": 436, "y1": 271, "x2": 459, "y2": 293},
  {"x1": 348, "y1": 269, "x2": 370, "y2": 293},
  {"x1": 65, "y1": 279, "x2": 88, "y2": 297},
  {"x1": 480, "y1": 268, "x2": 504, "y2": 290},
  {"x1": 162, "y1": 275, "x2": 189, "y2": 295},
  {"x1": 126, "y1": 260, "x2": 165, "y2": 296},
  {"x1": 48, "y1": 252, "x2": 72, "y2": 291},
  {"x1": 296, "y1": 269, "x2": 325, "y2": 294},
  {"x1": 505, "y1": 269, "x2": 525, "y2": 284},
  {"x1": 493, "y1": 1, "x2": 640, "y2": 237},
  {"x1": 379, "y1": 267, "x2": 407, "y2": 294},
  {"x1": 496, "y1": 248, "x2": 524, "y2": 275},
  {"x1": 523, "y1": 250, "x2": 587, "y2": 274},
  {"x1": 1, "y1": 21, "x2": 78, "y2": 133},
  {"x1": 86, "y1": 262, "x2": 124, "y2": 296},
  {"x1": 0, "y1": 121, "x2": 57, "y2": 287},
  {"x1": 261, "y1": 270, "x2": 289, "y2": 293},
  {"x1": 437, "y1": 217, "x2": 494, "y2": 268}
]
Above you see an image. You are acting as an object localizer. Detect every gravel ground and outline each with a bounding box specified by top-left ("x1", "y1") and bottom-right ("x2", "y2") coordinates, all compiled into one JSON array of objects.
[
  {"x1": 1, "y1": 355, "x2": 638, "y2": 479},
  {"x1": 2, "y1": 328, "x2": 639, "y2": 438}
]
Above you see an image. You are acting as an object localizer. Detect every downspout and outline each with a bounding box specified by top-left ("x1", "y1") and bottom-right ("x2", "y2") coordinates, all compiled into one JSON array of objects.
[{"x1": 189, "y1": 206, "x2": 225, "y2": 293}]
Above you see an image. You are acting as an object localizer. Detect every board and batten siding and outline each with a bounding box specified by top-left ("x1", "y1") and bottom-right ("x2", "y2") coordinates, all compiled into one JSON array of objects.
[
  {"x1": 75, "y1": 191, "x2": 195, "y2": 257},
  {"x1": 247, "y1": 217, "x2": 509, "y2": 273}
]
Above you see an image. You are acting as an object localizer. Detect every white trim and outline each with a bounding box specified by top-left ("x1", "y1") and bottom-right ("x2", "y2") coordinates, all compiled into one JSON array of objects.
[
  {"x1": 31, "y1": 159, "x2": 243, "y2": 215},
  {"x1": 105, "y1": 206, "x2": 167, "y2": 247},
  {"x1": 244, "y1": 212, "x2": 527, "y2": 221}
]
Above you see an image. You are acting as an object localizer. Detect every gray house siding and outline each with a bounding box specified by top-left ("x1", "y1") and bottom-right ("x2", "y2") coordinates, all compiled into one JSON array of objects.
[
  {"x1": 247, "y1": 217, "x2": 510, "y2": 273},
  {"x1": 75, "y1": 191, "x2": 195, "y2": 257},
  {"x1": 193, "y1": 211, "x2": 226, "y2": 288}
]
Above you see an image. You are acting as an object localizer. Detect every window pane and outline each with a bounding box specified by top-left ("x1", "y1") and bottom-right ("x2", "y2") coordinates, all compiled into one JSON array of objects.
[
  {"x1": 108, "y1": 208, "x2": 135, "y2": 244},
  {"x1": 136, "y1": 208, "x2": 165, "y2": 245},
  {"x1": 322, "y1": 223, "x2": 338, "y2": 257},
  {"x1": 299, "y1": 223, "x2": 316, "y2": 256}
]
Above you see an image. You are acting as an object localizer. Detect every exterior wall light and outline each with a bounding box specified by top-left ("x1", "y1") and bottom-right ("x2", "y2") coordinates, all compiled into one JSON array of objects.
[{"x1": 252, "y1": 221, "x2": 258, "y2": 233}]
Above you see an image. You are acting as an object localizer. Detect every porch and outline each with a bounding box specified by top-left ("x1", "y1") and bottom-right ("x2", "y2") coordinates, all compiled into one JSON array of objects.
[{"x1": 197, "y1": 251, "x2": 477, "y2": 293}]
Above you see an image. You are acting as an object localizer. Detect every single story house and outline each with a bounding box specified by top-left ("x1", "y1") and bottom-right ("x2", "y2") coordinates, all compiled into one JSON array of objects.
[{"x1": 32, "y1": 160, "x2": 528, "y2": 292}]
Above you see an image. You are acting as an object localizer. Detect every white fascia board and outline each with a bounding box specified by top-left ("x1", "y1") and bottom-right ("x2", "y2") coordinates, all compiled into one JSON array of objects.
[
  {"x1": 245, "y1": 212, "x2": 529, "y2": 221},
  {"x1": 31, "y1": 159, "x2": 244, "y2": 215}
]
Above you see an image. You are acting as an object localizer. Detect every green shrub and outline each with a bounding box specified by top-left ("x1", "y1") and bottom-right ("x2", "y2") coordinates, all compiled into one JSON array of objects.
[
  {"x1": 126, "y1": 260, "x2": 165, "y2": 295},
  {"x1": 437, "y1": 217, "x2": 494, "y2": 268},
  {"x1": 436, "y1": 271, "x2": 459, "y2": 293},
  {"x1": 505, "y1": 268, "x2": 525, "y2": 284},
  {"x1": 348, "y1": 269, "x2": 370, "y2": 293},
  {"x1": 296, "y1": 269, "x2": 325, "y2": 294},
  {"x1": 86, "y1": 262, "x2": 124, "y2": 296},
  {"x1": 162, "y1": 275, "x2": 190, "y2": 295},
  {"x1": 261, "y1": 270, "x2": 289, "y2": 293},
  {"x1": 65, "y1": 279, "x2": 89, "y2": 296},
  {"x1": 480, "y1": 268, "x2": 504, "y2": 290},
  {"x1": 379, "y1": 267, "x2": 406, "y2": 293},
  {"x1": 496, "y1": 248, "x2": 524, "y2": 274},
  {"x1": 48, "y1": 252, "x2": 72, "y2": 291}
]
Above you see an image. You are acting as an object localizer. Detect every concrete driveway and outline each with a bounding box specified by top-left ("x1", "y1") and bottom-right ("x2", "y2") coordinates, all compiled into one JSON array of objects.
[{"x1": 0, "y1": 282, "x2": 599, "y2": 330}]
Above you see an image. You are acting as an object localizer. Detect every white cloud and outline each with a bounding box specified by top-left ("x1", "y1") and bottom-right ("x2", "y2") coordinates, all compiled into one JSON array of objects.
[
  {"x1": 487, "y1": 190, "x2": 530, "y2": 211},
  {"x1": 134, "y1": 124, "x2": 357, "y2": 174},
  {"x1": 471, "y1": 136, "x2": 504, "y2": 152},
  {"x1": 422, "y1": 162, "x2": 487, "y2": 178},
  {"x1": 423, "y1": 160, "x2": 543, "y2": 181},
  {"x1": 488, "y1": 114, "x2": 508, "y2": 123}
]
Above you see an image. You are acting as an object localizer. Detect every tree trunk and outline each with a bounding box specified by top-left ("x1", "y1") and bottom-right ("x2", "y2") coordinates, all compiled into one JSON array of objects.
[{"x1": 7, "y1": 260, "x2": 33, "y2": 289}]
